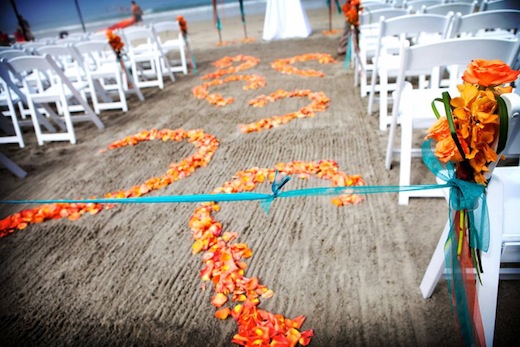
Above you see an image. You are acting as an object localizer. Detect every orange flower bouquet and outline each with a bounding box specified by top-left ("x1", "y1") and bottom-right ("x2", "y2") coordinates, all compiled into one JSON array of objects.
[
  {"x1": 342, "y1": 0, "x2": 362, "y2": 48},
  {"x1": 424, "y1": 59, "x2": 519, "y2": 346},
  {"x1": 106, "y1": 30, "x2": 124, "y2": 59},
  {"x1": 177, "y1": 15, "x2": 198, "y2": 75}
]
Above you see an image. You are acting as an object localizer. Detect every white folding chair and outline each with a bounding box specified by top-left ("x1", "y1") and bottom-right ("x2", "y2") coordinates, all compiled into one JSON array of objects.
[
  {"x1": 0, "y1": 59, "x2": 57, "y2": 134},
  {"x1": 151, "y1": 21, "x2": 188, "y2": 75},
  {"x1": 72, "y1": 40, "x2": 141, "y2": 113},
  {"x1": 420, "y1": 93, "x2": 520, "y2": 347},
  {"x1": 0, "y1": 69, "x2": 27, "y2": 178},
  {"x1": 449, "y1": 9, "x2": 520, "y2": 39},
  {"x1": 0, "y1": 64, "x2": 25, "y2": 149},
  {"x1": 121, "y1": 27, "x2": 175, "y2": 89},
  {"x1": 5, "y1": 54, "x2": 104, "y2": 145},
  {"x1": 367, "y1": 13, "x2": 453, "y2": 131},
  {"x1": 354, "y1": 8, "x2": 411, "y2": 97},
  {"x1": 385, "y1": 36, "x2": 520, "y2": 204},
  {"x1": 481, "y1": 0, "x2": 520, "y2": 10},
  {"x1": 422, "y1": 1, "x2": 477, "y2": 15}
]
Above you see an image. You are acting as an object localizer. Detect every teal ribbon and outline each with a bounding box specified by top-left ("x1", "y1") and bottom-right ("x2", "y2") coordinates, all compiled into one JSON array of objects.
[
  {"x1": 335, "y1": 0, "x2": 342, "y2": 13},
  {"x1": 344, "y1": 33, "x2": 352, "y2": 70},
  {"x1": 422, "y1": 139, "x2": 489, "y2": 252},
  {"x1": 422, "y1": 139, "x2": 489, "y2": 346},
  {"x1": 1, "y1": 183, "x2": 446, "y2": 206}
]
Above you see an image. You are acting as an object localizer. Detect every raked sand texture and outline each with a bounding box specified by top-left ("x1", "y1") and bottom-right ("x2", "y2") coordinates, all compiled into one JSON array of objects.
[{"x1": 1, "y1": 8, "x2": 519, "y2": 347}]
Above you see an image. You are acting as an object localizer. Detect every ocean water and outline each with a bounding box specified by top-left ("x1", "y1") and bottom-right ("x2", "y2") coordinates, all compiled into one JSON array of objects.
[{"x1": 0, "y1": 0, "x2": 327, "y2": 39}]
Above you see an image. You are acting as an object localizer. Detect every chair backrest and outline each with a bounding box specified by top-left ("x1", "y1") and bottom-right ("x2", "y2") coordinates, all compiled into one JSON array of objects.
[
  {"x1": 362, "y1": 2, "x2": 394, "y2": 11},
  {"x1": 121, "y1": 27, "x2": 159, "y2": 53},
  {"x1": 377, "y1": 13, "x2": 453, "y2": 40},
  {"x1": 423, "y1": 2, "x2": 477, "y2": 15},
  {"x1": 6, "y1": 55, "x2": 62, "y2": 93},
  {"x1": 450, "y1": 10, "x2": 520, "y2": 38},
  {"x1": 500, "y1": 92, "x2": 520, "y2": 159},
  {"x1": 0, "y1": 49, "x2": 29, "y2": 60},
  {"x1": 482, "y1": 0, "x2": 520, "y2": 10},
  {"x1": 35, "y1": 44, "x2": 83, "y2": 80},
  {"x1": 72, "y1": 40, "x2": 115, "y2": 71},
  {"x1": 394, "y1": 37, "x2": 520, "y2": 115},
  {"x1": 152, "y1": 21, "x2": 180, "y2": 34},
  {"x1": 360, "y1": 8, "x2": 411, "y2": 27},
  {"x1": 88, "y1": 31, "x2": 109, "y2": 42},
  {"x1": 151, "y1": 21, "x2": 183, "y2": 46},
  {"x1": 404, "y1": 0, "x2": 444, "y2": 12}
]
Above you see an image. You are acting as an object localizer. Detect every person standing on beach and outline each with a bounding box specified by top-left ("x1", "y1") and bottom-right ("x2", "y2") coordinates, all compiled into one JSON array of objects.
[{"x1": 131, "y1": 1, "x2": 144, "y2": 25}]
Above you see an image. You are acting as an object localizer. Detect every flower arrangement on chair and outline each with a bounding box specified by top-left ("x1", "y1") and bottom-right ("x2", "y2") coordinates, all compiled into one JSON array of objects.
[
  {"x1": 424, "y1": 59, "x2": 520, "y2": 347},
  {"x1": 106, "y1": 29, "x2": 135, "y2": 89},
  {"x1": 342, "y1": 0, "x2": 362, "y2": 50},
  {"x1": 106, "y1": 30, "x2": 124, "y2": 59},
  {"x1": 177, "y1": 15, "x2": 198, "y2": 75}
]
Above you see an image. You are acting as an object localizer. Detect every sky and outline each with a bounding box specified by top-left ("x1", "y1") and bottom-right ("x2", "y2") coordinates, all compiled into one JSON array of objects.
[{"x1": 0, "y1": 0, "x2": 225, "y2": 34}]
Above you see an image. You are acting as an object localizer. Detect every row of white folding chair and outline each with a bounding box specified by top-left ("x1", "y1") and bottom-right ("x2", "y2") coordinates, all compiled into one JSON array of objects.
[
  {"x1": 354, "y1": 8, "x2": 411, "y2": 97},
  {"x1": 367, "y1": 13, "x2": 453, "y2": 130},
  {"x1": 367, "y1": 9, "x2": 520, "y2": 131},
  {"x1": 2, "y1": 54, "x2": 104, "y2": 145},
  {"x1": 384, "y1": 36, "x2": 520, "y2": 205},
  {"x1": 36, "y1": 42, "x2": 146, "y2": 114}
]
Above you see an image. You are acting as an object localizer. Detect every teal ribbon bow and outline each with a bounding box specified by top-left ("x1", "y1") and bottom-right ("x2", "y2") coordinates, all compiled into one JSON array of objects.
[{"x1": 422, "y1": 139, "x2": 490, "y2": 253}]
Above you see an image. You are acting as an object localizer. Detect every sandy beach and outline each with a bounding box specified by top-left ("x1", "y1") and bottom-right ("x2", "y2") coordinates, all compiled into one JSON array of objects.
[{"x1": 1, "y1": 7, "x2": 519, "y2": 347}]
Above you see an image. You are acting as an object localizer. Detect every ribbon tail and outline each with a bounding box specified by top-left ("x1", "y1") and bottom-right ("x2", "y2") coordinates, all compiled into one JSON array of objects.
[{"x1": 260, "y1": 197, "x2": 274, "y2": 214}]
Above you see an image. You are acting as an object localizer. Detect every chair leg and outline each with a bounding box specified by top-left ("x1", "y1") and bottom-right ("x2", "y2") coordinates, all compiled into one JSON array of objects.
[
  {"x1": 478, "y1": 176, "x2": 504, "y2": 347},
  {"x1": 180, "y1": 45, "x2": 188, "y2": 75},
  {"x1": 398, "y1": 111, "x2": 413, "y2": 205},
  {"x1": 420, "y1": 220, "x2": 450, "y2": 298},
  {"x1": 385, "y1": 107, "x2": 398, "y2": 170},
  {"x1": 379, "y1": 68, "x2": 389, "y2": 131},
  {"x1": 0, "y1": 152, "x2": 27, "y2": 178}
]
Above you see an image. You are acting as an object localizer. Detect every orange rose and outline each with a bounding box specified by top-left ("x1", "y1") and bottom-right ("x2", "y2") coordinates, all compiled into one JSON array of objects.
[
  {"x1": 177, "y1": 15, "x2": 188, "y2": 35},
  {"x1": 462, "y1": 59, "x2": 520, "y2": 87},
  {"x1": 434, "y1": 136, "x2": 464, "y2": 163},
  {"x1": 425, "y1": 117, "x2": 450, "y2": 142}
]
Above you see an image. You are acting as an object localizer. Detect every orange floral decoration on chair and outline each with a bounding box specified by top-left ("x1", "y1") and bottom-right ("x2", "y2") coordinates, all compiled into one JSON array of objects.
[
  {"x1": 189, "y1": 161, "x2": 364, "y2": 346},
  {"x1": 425, "y1": 59, "x2": 520, "y2": 347},
  {"x1": 177, "y1": 15, "x2": 188, "y2": 36},
  {"x1": 426, "y1": 59, "x2": 520, "y2": 185},
  {"x1": 106, "y1": 30, "x2": 124, "y2": 58}
]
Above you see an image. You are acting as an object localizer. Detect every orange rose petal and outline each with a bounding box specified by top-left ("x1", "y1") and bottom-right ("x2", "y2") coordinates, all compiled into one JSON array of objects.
[
  {"x1": 215, "y1": 307, "x2": 231, "y2": 320},
  {"x1": 211, "y1": 292, "x2": 228, "y2": 308}
]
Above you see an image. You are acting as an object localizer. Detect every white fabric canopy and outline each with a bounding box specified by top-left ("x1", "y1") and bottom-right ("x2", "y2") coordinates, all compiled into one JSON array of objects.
[{"x1": 262, "y1": 0, "x2": 312, "y2": 41}]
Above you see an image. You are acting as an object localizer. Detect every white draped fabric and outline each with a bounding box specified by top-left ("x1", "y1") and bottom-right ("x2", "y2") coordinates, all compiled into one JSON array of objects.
[{"x1": 262, "y1": 0, "x2": 312, "y2": 41}]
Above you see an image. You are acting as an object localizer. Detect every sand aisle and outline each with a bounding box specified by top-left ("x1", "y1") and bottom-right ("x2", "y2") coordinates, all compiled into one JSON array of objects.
[{"x1": 1, "y1": 7, "x2": 519, "y2": 347}]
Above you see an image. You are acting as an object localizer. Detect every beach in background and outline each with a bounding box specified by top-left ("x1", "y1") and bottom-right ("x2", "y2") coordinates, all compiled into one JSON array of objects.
[{"x1": 1, "y1": 0, "x2": 330, "y2": 40}]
